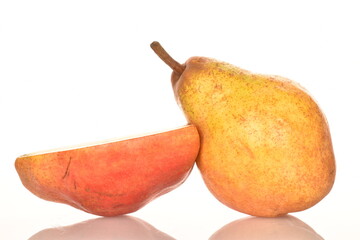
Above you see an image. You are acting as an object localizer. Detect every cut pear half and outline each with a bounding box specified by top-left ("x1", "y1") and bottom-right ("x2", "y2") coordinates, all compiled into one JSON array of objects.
[{"x1": 15, "y1": 125, "x2": 200, "y2": 216}]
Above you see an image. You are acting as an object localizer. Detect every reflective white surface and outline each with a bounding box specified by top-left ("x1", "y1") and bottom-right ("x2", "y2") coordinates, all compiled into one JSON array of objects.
[
  {"x1": 29, "y1": 216, "x2": 175, "y2": 240},
  {"x1": 1, "y1": 0, "x2": 360, "y2": 239},
  {"x1": 210, "y1": 215, "x2": 324, "y2": 240},
  {"x1": 28, "y1": 214, "x2": 324, "y2": 240}
]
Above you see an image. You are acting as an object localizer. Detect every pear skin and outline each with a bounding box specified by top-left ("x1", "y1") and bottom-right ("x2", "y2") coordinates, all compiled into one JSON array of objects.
[
  {"x1": 151, "y1": 42, "x2": 336, "y2": 217},
  {"x1": 15, "y1": 125, "x2": 200, "y2": 216}
]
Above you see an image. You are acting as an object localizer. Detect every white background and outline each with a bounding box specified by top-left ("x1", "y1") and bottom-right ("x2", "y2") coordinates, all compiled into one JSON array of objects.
[{"x1": 1, "y1": 1, "x2": 359, "y2": 239}]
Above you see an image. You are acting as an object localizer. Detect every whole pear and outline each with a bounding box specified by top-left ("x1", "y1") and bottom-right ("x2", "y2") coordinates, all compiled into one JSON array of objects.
[{"x1": 151, "y1": 42, "x2": 336, "y2": 217}]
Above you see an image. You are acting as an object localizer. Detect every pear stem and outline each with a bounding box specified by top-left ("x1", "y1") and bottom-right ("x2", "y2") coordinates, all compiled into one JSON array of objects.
[{"x1": 150, "y1": 41, "x2": 185, "y2": 75}]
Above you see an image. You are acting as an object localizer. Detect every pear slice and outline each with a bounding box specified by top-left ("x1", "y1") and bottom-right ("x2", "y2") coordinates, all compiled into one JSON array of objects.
[{"x1": 15, "y1": 125, "x2": 200, "y2": 216}]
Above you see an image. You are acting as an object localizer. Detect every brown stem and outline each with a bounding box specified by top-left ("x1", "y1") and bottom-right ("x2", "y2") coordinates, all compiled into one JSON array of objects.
[{"x1": 150, "y1": 41, "x2": 185, "y2": 75}]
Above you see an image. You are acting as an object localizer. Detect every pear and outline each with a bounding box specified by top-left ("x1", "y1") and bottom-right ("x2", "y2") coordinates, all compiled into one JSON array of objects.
[
  {"x1": 15, "y1": 125, "x2": 200, "y2": 216},
  {"x1": 151, "y1": 41, "x2": 336, "y2": 217}
]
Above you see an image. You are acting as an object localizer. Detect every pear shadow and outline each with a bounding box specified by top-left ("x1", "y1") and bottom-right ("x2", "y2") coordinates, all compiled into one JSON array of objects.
[
  {"x1": 210, "y1": 214, "x2": 324, "y2": 240},
  {"x1": 28, "y1": 215, "x2": 175, "y2": 240}
]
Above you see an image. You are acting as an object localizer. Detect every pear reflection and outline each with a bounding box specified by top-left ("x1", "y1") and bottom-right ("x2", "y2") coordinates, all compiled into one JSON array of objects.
[
  {"x1": 29, "y1": 215, "x2": 175, "y2": 240},
  {"x1": 210, "y1": 215, "x2": 323, "y2": 240}
]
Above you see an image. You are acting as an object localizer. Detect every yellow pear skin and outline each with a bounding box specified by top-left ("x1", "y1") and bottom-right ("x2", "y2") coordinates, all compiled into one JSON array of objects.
[{"x1": 151, "y1": 42, "x2": 336, "y2": 217}]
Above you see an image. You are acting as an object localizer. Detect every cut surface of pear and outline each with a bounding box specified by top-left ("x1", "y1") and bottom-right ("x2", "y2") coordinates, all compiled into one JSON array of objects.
[
  {"x1": 15, "y1": 125, "x2": 200, "y2": 216},
  {"x1": 20, "y1": 125, "x2": 192, "y2": 157},
  {"x1": 151, "y1": 42, "x2": 336, "y2": 217}
]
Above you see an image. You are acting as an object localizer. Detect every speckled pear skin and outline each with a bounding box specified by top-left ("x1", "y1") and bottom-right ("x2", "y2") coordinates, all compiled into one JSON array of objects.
[{"x1": 172, "y1": 57, "x2": 336, "y2": 217}]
